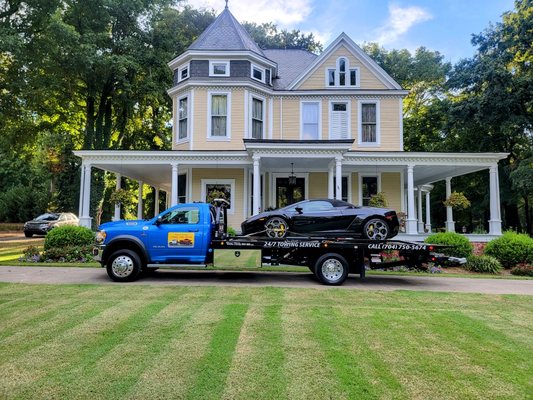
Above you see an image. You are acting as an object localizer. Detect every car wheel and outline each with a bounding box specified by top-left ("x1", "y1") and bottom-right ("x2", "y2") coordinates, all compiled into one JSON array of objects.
[
  {"x1": 24, "y1": 232, "x2": 33, "y2": 238},
  {"x1": 363, "y1": 218, "x2": 389, "y2": 240},
  {"x1": 264, "y1": 217, "x2": 288, "y2": 238},
  {"x1": 106, "y1": 249, "x2": 142, "y2": 282},
  {"x1": 313, "y1": 253, "x2": 349, "y2": 285}
]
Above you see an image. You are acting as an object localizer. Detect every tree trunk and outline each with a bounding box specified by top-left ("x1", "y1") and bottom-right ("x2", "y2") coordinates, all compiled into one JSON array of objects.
[{"x1": 524, "y1": 195, "x2": 531, "y2": 235}]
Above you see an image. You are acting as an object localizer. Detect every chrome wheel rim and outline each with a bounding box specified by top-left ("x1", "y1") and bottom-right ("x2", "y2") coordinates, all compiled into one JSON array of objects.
[
  {"x1": 265, "y1": 217, "x2": 287, "y2": 238},
  {"x1": 321, "y1": 258, "x2": 343, "y2": 282},
  {"x1": 111, "y1": 255, "x2": 134, "y2": 278},
  {"x1": 365, "y1": 220, "x2": 389, "y2": 240}
]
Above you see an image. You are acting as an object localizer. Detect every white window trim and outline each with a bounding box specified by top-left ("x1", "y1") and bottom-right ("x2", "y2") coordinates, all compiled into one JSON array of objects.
[
  {"x1": 300, "y1": 100, "x2": 322, "y2": 140},
  {"x1": 176, "y1": 93, "x2": 190, "y2": 144},
  {"x1": 251, "y1": 64, "x2": 265, "y2": 83},
  {"x1": 324, "y1": 57, "x2": 360, "y2": 88},
  {"x1": 209, "y1": 60, "x2": 230, "y2": 77},
  {"x1": 249, "y1": 93, "x2": 266, "y2": 139},
  {"x1": 177, "y1": 63, "x2": 190, "y2": 82},
  {"x1": 207, "y1": 91, "x2": 231, "y2": 141},
  {"x1": 328, "y1": 100, "x2": 351, "y2": 140},
  {"x1": 358, "y1": 173, "x2": 381, "y2": 206},
  {"x1": 358, "y1": 99, "x2": 381, "y2": 147},
  {"x1": 201, "y1": 179, "x2": 235, "y2": 214}
]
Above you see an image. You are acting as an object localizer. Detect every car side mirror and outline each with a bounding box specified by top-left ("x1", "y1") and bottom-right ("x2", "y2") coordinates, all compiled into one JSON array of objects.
[
  {"x1": 155, "y1": 216, "x2": 162, "y2": 226},
  {"x1": 295, "y1": 207, "x2": 303, "y2": 214}
]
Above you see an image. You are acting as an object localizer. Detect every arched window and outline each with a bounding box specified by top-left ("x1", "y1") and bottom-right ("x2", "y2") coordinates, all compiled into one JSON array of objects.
[{"x1": 326, "y1": 57, "x2": 359, "y2": 87}]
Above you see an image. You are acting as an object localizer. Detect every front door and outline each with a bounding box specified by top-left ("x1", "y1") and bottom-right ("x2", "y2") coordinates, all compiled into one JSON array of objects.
[{"x1": 276, "y1": 177, "x2": 305, "y2": 208}]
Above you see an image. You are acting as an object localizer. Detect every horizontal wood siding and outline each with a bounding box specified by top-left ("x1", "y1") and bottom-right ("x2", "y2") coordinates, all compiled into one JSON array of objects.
[
  {"x1": 309, "y1": 173, "x2": 328, "y2": 198},
  {"x1": 296, "y1": 45, "x2": 388, "y2": 90},
  {"x1": 280, "y1": 98, "x2": 300, "y2": 140},
  {"x1": 381, "y1": 172, "x2": 401, "y2": 212}
]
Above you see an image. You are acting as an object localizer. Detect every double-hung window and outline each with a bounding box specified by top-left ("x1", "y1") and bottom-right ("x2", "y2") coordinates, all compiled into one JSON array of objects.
[
  {"x1": 301, "y1": 102, "x2": 320, "y2": 140},
  {"x1": 209, "y1": 92, "x2": 230, "y2": 138},
  {"x1": 251, "y1": 97, "x2": 263, "y2": 139},
  {"x1": 178, "y1": 96, "x2": 188, "y2": 141},
  {"x1": 359, "y1": 101, "x2": 379, "y2": 145},
  {"x1": 361, "y1": 175, "x2": 379, "y2": 206}
]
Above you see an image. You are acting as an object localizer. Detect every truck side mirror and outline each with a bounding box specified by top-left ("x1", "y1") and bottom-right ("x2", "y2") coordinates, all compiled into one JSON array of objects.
[{"x1": 155, "y1": 216, "x2": 162, "y2": 226}]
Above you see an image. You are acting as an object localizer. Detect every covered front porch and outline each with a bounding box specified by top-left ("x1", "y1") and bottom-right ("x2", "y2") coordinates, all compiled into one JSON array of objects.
[{"x1": 74, "y1": 143, "x2": 507, "y2": 237}]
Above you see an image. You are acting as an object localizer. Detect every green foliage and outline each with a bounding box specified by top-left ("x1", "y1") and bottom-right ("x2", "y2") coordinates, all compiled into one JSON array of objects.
[
  {"x1": 44, "y1": 226, "x2": 95, "y2": 251},
  {"x1": 227, "y1": 227, "x2": 237, "y2": 237},
  {"x1": 109, "y1": 189, "x2": 132, "y2": 206},
  {"x1": 425, "y1": 232, "x2": 473, "y2": 258},
  {"x1": 243, "y1": 22, "x2": 322, "y2": 53},
  {"x1": 368, "y1": 192, "x2": 388, "y2": 208},
  {"x1": 510, "y1": 263, "x2": 533, "y2": 277},
  {"x1": 0, "y1": 185, "x2": 50, "y2": 223},
  {"x1": 443, "y1": 192, "x2": 471, "y2": 210},
  {"x1": 465, "y1": 255, "x2": 502, "y2": 274},
  {"x1": 43, "y1": 245, "x2": 94, "y2": 263},
  {"x1": 484, "y1": 231, "x2": 533, "y2": 268}
]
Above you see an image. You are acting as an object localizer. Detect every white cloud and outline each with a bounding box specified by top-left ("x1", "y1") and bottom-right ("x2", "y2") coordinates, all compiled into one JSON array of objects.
[
  {"x1": 374, "y1": 3, "x2": 432, "y2": 45},
  {"x1": 184, "y1": 0, "x2": 313, "y2": 26}
]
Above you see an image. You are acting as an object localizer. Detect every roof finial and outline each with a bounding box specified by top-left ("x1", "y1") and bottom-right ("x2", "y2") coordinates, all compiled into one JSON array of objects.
[{"x1": 225, "y1": 0, "x2": 228, "y2": 9}]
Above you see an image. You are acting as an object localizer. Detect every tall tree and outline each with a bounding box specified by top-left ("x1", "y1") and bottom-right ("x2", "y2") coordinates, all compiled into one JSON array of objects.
[{"x1": 243, "y1": 22, "x2": 323, "y2": 53}]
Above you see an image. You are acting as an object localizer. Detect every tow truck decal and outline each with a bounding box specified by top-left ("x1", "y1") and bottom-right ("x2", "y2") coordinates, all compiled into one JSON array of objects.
[
  {"x1": 168, "y1": 232, "x2": 195, "y2": 248},
  {"x1": 264, "y1": 241, "x2": 321, "y2": 248},
  {"x1": 367, "y1": 243, "x2": 427, "y2": 251}
]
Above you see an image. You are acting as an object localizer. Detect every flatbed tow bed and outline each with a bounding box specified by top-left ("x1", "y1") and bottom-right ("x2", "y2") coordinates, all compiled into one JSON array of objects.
[{"x1": 211, "y1": 236, "x2": 456, "y2": 285}]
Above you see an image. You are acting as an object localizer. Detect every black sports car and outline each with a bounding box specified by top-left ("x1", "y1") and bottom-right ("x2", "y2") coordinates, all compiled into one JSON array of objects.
[{"x1": 241, "y1": 199, "x2": 399, "y2": 240}]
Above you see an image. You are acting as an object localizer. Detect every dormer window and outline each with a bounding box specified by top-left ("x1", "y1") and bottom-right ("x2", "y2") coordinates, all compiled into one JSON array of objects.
[
  {"x1": 326, "y1": 57, "x2": 359, "y2": 88},
  {"x1": 210, "y1": 60, "x2": 230, "y2": 77},
  {"x1": 251, "y1": 64, "x2": 264, "y2": 83}
]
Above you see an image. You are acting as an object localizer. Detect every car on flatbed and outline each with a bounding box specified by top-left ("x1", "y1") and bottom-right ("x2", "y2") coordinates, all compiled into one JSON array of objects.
[{"x1": 94, "y1": 201, "x2": 454, "y2": 285}]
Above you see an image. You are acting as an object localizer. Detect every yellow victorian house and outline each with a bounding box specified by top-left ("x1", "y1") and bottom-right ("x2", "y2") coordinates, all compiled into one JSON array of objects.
[{"x1": 76, "y1": 5, "x2": 506, "y2": 238}]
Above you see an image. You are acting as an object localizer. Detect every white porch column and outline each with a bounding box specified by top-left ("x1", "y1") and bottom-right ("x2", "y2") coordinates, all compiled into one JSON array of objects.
[
  {"x1": 79, "y1": 163, "x2": 92, "y2": 228},
  {"x1": 335, "y1": 156, "x2": 343, "y2": 200},
  {"x1": 165, "y1": 191, "x2": 170, "y2": 210},
  {"x1": 445, "y1": 177, "x2": 455, "y2": 232},
  {"x1": 417, "y1": 187, "x2": 424, "y2": 233},
  {"x1": 425, "y1": 191, "x2": 432, "y2": 233},
  {"x1": 171, "y1": 163, "x2": 179, "y2": 206},
  {"x1": 252, "y1": 155, "x2": 261, "y2": 215},
  {"x1": 405, "y1": 165, "x2": 418, "y2": 234},
  {"x1": 328, "y1": 162, "x2": 334, "y2": 199},
  {"x1": 489, "y1": 165, "x2": 502, "y2": 235},
  {"x1": 113, "y1": 173, "x2": 121, "y2": 221},
  {"x1": 154, "y1": 187, "x2": 160, "y2": 217},
  {"x1": 78, "y1": 163, "x2": 86, "y2": 218},
  {"x1": 137, "y1": 181, "x2": 144, "y2": 220}
]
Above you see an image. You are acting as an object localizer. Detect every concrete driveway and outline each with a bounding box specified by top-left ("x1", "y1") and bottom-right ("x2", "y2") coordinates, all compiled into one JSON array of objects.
[{"x1": 0, "y1": 266, "x2": 532, "y2": 295}]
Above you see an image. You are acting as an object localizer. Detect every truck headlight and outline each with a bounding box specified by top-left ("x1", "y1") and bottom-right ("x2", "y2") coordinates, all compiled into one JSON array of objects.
[{"x1": 95, "y1": 230, "x2": 107, "y2": 244}]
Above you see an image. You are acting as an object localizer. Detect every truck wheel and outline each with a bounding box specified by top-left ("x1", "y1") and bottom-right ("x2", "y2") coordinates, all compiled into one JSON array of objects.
[
  {"x1": 314, "y1": 253, "x2": 349, "y2": 285},
  {"x1": 106, "y1": 250, "x2": 142, "y2": 282}
]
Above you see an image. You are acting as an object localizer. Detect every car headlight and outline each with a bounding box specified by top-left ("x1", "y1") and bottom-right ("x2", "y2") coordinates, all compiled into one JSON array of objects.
[{"x1": 95, "y1": 230, "x2": 107, "y2": 244}]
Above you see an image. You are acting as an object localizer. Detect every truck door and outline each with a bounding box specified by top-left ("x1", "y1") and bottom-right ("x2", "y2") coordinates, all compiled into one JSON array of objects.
[{"x1": 148, "y1": 205, "x2": 207, "y2": 263}]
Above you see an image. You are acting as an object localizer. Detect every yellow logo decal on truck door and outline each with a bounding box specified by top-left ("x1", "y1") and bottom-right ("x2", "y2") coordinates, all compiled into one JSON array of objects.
[{"x1": 168, "y1": 232, "x2": 195, "y2": 248}]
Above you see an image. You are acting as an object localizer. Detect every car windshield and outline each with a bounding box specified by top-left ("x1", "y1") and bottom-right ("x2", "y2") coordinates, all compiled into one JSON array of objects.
[{"x1": 34, "y1": 213, "x2": 59, "y2": 221}]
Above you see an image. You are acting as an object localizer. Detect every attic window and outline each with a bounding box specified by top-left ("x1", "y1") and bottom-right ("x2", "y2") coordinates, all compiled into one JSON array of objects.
[
  {"x1": 326, "y1": 57, "x2": 359, "y2": 88},
  {"x1": 178, "y1": 64, "x2": 189, "y2": 82},
  {"x1": 210, "y1": 60, "x2": 230, "y2": 77},
  {"x1": 251, "y1": 65, "x2": 264, "y2": 82}
]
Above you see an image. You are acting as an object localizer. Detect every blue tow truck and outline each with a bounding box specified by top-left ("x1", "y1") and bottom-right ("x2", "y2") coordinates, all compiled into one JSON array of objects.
[{"x1": 94, "y1": 200, "x2": 460, "y2": 285}]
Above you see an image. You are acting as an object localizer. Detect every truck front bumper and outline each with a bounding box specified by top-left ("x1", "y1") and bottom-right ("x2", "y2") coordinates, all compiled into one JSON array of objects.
[{"x1": 93, "y1": 245, "x2": 106, "y2": 264}]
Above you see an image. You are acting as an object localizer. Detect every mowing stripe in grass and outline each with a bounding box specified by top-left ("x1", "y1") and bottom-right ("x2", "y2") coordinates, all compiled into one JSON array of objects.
[
  {"x1": 185, "y1": 302, "x2": 249, "y2": 400},
  {"x1": 7, "y1": 296, "x2": 176, "y2": 399},
  {"x1": 311, "y1": 305, "x2": 408, "y2": 400},
  {"x1": 223, "y1": 302, "x2": 287, "y2": 399}
]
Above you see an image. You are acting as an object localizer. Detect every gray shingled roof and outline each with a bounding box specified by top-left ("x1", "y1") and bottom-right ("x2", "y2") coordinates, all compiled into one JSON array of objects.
[
  {"x1": 188, "y1": 7, "x2": 265, "y2": 57},
  {"x1": 263, "y1": 49, "x2": 318, "y2": 90}
]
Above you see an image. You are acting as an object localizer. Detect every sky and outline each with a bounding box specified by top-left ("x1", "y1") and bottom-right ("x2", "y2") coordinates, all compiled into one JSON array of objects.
[{"x1": 184, "y1": 0, "x2": 516, "y2": 63}]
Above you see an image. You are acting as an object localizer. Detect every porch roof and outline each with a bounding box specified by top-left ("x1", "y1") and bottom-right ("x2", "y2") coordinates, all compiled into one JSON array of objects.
[{"x1": 74, "y1": 149, "x2": 508, "y2": 193}]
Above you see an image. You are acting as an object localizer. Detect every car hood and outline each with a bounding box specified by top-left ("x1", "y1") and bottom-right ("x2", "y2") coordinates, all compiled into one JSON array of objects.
[
  {"x1": 98, "y1": 219, "x2": 152, "y2": 231},
  {"x1": 26, "y1": 219, "x2": 57, "y2": 224}
]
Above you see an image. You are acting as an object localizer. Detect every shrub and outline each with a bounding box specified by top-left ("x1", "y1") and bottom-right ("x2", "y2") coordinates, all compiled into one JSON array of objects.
[
  {"x1": 44, "y1": 225, "x2": 95, "y2": 251},
  {"x1": 425, "y1": 232, "x2": 473, "y2": 258},
  {"x1": 19, "y1": 246, "x2": 42, "y2": 263},
  {"x1": 43, "y1": 245, "x2": 94, "y2": 263},
  {"x1": 227, "y1": 227, "x2": 237, "y2": 237},
  {"x1": 510, "y1": 263, "x2": 533, "y2": 277},
  {"x1": 484, "y1": 232, "x2": 533, "y2": 268},
  {"x1": 465, "y1": 255, "x2": 502, "y2": 274},
  {"x1": 368, "y1": 192, "x2": 388, "y2": 208}
]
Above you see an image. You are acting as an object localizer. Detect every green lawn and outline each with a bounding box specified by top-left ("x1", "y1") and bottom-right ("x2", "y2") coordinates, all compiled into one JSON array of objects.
[
  {"x1": 0, "y1": 283, "x2": 531, "y2": 399},
  {"x1": 0, "y1": 239, "x2": 44, "y2": 262}
]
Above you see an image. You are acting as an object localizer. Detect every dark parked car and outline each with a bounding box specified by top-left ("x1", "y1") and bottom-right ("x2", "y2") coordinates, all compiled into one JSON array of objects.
[
  {"x1": 23, "y1": 212, "x2": 79, "y2": 237},
  {"x1": 241, "y1": 199, "x2": 399, "y2": 240}
]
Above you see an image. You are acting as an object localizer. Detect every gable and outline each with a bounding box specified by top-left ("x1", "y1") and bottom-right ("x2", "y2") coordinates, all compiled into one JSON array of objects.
[{"x1": 289, "y1": 34, "x2": 402, "y2": 91}]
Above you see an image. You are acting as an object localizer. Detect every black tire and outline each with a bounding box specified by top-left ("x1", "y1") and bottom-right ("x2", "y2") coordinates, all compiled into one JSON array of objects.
[
  {"x1": 106, "y1": 249, "x2": 142, "y2": 282},
  {"x1": 313, "y1": 253, "x2": 349, "y2": 285},
  {"x1": 363, "y1": 218, "x2": 389, "y2": 240},
  {"x1": 24, "y1": 232, "x2": 33, "y2": 238},
  {"x1": 264, "y1": 216, "x2": 288, "y2": 238}
]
